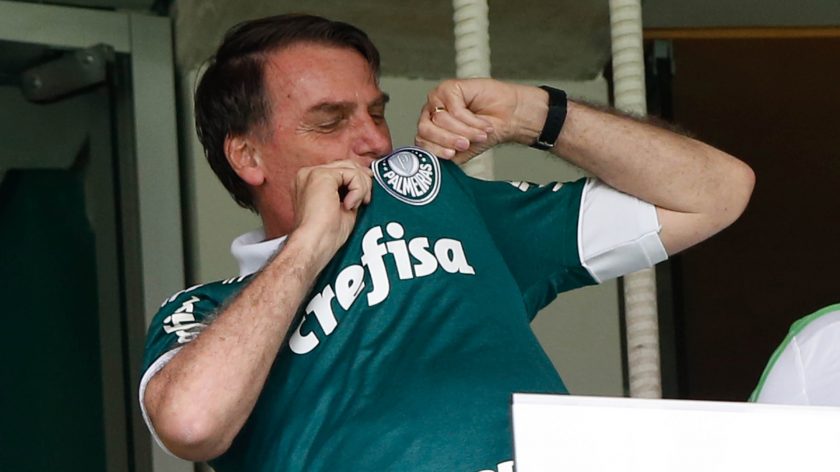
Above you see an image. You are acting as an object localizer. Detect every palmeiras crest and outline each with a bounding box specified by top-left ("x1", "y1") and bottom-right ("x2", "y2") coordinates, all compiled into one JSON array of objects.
[{"x1": 373, "y1": 147, "x2": 441, "y2": 205}]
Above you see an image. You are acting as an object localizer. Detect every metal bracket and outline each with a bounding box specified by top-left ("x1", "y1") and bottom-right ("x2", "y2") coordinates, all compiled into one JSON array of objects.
[{"x1": 20, "y1": 44, "x2": 113, "y2": 103}]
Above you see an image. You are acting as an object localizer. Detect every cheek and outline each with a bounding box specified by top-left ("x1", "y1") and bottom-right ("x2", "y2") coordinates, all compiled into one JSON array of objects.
[
  {"x1": 381, "y1": 124, "x2": 393, "y2": 145},
  {"x1": 307, "y1": 136, "x2": 359, "y2": 164}
]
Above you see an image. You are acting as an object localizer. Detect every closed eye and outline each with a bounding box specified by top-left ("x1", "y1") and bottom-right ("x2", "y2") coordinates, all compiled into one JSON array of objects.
[
  {"x1": 316, "y1": 116, "x2": 346, "y2": 131},
  {"x1": 370, "y1": 112, "x2": 386, "y2": 125}
]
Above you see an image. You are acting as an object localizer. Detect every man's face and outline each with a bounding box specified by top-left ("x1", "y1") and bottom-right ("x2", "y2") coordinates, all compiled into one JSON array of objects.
[{"x1": 248, "y1": 43, "x2": 392, "y2": 230}]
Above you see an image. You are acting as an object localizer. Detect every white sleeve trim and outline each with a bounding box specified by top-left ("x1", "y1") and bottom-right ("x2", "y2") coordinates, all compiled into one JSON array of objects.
[
  {"x1": 578, "y1": 178, "x2": 668, "y2": 283},
  {"x1": 138, "y1": 347, "x2": 183, "y2": 458}
]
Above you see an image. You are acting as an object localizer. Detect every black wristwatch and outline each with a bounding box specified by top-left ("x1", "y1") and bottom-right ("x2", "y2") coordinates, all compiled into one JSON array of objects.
[{"x1": 530, "y1": 85, "x2": 568, "y2": 150}]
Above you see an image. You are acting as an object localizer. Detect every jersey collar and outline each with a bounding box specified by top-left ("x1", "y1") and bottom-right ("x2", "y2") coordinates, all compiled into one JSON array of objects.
[{"x1": 230, "y1": 228, "x2": 287, "y2": 277}]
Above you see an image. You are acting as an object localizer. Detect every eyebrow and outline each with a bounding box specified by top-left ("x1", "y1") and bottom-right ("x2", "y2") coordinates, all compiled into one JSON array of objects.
[
  {"x1": 306, "y1": 92, "x2": 390, "y2": 115},
  {"x1": 372, "y1": 92, "x2": 390, "y2": 107}
]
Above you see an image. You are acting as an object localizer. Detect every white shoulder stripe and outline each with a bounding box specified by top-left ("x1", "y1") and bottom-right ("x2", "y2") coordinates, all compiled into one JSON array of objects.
[{"x1": 578, "y1": 178, "x2": 667, "y2": 283}]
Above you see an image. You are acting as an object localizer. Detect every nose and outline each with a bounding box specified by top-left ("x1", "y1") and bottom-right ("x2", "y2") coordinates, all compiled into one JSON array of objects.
[{"x1": 352, "y1": 114, "x2": 392, "y2": 163}]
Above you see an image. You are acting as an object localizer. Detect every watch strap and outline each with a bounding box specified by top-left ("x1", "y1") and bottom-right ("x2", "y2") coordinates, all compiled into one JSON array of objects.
[{"x1": 530, "y1": 85, "x2": 568, "y2": 150}]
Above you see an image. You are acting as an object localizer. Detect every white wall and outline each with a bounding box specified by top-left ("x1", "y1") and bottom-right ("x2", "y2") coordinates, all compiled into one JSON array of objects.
[{"x1": 181, "y1": 71, "x2": 623, "y2": 396}]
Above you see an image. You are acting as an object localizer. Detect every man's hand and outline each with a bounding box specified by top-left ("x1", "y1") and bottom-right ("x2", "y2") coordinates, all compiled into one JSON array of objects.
[
  {"x1": 415, "y1": 78, "x2": 547, "y2": 163},
  {"x1": 291, "y1": 160, "x2": 373, "y2": 270}
]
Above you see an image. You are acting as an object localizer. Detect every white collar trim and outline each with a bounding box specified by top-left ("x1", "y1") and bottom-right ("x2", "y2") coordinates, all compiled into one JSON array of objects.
[{"x1": 230, "y1": 228, "x2": 287, "y2": 277}]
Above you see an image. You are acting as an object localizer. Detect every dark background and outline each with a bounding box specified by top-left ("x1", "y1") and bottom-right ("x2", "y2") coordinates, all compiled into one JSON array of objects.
[{"x1": 649, "y1": 37, "x2": 840, "y2": 400}]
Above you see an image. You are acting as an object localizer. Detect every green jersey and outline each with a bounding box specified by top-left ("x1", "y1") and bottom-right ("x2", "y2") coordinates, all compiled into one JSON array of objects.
[{"x1": 141, "y1": 147, "x2": 660, "y2": 471}]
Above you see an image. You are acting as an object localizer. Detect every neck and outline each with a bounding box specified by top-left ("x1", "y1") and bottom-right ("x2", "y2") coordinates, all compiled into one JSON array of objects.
[
  {"x1": 253, "y1": 189, "x2": 295, "y2": 240},
  {"x1": 261, "y1": 216, "x2": 292, "y2": 240}
]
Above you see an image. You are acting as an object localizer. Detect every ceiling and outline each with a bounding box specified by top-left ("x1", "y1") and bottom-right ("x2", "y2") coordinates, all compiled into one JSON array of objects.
[
  {"x1": 8, "y1": 0, "x2": 165, "y2": 12},
  {"x1": 6, "y1": 1, "x2": 840, "y2": 80},
  {"x1": 3, "y1": 0, "x2": 612, "y2": 80},
  {"x1": 172, "y1": 0, "x2": 612, "y2": 80}
]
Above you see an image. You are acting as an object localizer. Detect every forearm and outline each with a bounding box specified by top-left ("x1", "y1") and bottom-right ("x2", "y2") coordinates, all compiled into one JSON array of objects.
[
  {"x1": 144, "y1": 232, "x2": 325, "y2": 460},
  {"x1": 554, "y1": 101, "x2": 742, "y2": 211},
  {"x1": 416, "y1": 78, "x2": 754, "y2": 255},
  {"x1": 556, "y1": 100, "x2": 753, "y2": 253},
  {"x1": 142, "y1": 160, "x2": 371, "y2": 460},
  {"x1": 512, "y1": 88, "x2": 754, "y2": 254}
]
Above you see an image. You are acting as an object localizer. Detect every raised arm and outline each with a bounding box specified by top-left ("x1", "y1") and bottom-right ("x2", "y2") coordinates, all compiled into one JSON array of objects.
[
  {"x1": 415, "y1": 79, "x2": 755, "y2": 255},
  {"x1": 142, "y1": 160, "x2": 372, "y2": 461}
]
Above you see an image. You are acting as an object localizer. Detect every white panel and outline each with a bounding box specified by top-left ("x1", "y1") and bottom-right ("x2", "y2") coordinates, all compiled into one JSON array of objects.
[{"x1": 514, "y1": 394, "x2": 840, "y2": 472}]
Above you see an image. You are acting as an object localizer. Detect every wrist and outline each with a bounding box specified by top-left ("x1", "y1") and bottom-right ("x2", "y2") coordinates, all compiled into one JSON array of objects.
[
  {"x1": 276, "y1": 228, "x2": 333, "y2": 278},
  {"x1": 511, "y1": 85, "x2": 550, "y2": 145}
]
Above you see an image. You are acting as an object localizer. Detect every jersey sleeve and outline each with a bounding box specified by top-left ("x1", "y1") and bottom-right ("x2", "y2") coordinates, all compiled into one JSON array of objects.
[
  {"x1": 141, "y1": 287, "x2": 222, "y2": 373},
  {"x1": 449, "y1": 167, "x2": 666, "y2": 318},
  {"x1": 138, "y1": 284, "x2": 227, "y2": 456}
]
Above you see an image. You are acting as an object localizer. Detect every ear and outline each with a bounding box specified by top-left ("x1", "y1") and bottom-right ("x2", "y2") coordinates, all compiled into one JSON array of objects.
[{"x1": 224, "y1": 134, "x2": 265, "y2": 187}]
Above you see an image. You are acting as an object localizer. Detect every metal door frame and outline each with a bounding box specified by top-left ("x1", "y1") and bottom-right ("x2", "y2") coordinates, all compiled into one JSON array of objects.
[{"x1": 0, "y1": 2, "x2": 187, "y2": 471}]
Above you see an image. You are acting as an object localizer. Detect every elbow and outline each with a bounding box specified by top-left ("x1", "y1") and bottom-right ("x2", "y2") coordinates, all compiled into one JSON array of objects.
[
  {"x1": 145, "y1": 390, "x2": 233, "y2": 461},
  {"x1": 157, "y1": 414, "x2": 232, "y2": 462},
  {"x1": 724, "y1": 160, "x2": 756, "y2": 225},
  {"x1": 659, "y1": 159, "x2": 755, "y2": 256}
]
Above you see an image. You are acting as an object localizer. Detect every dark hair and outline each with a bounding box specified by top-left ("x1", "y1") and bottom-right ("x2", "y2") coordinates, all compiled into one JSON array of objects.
[{"x1": 194, "y1": 14, "x2": 381, "y2": 211}]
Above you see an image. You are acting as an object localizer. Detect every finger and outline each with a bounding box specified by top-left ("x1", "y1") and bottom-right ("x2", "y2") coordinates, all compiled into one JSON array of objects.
[
  {"x1": 416, "y1": 105, "x2": 455, "y2": 158},
  {"x1": 362, "y1": 169, "x2": 373, "y2": 204},
  {"x1": 430, "y1": 109, "x2": 489, "y2": 148},
  {"x1": 297, "y1": 162, "x2": 355, "y2": 196},
  {"x1": 437, "y1": 103, "x2": 495, "y2": 136},
  {"x1": 428, "y1": 81, "x2": 495, "y2": 133},
  {"x1": 414, "y1": 135, "x2": 456, "y2": 160},
  {"x1": 340, "y1": 168, "x2": 372, "y2": 210},
  {"x1": 422, "y1": 96, "x2": 494, "y2": 143},
  {"x1": 342, "y1": 178, "x2": 371, "y2": 210},
  {"x1": 417, "y1": 117, "x2": 477, "y2": 155}
]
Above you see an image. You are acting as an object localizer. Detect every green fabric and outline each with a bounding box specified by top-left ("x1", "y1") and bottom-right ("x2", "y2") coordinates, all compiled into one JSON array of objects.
[
  {"x1": 143, "y1": 156, "x2": 594, "y2": 471},
  {"x1": 1, "y1": 170, "x2": 106, "y2": 472},
  {"x1": 749, "y1": 303, "x2": 840, "y2": 402}
]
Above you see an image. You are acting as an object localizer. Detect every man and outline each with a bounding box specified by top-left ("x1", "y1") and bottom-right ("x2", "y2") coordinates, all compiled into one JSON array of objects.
[{"x1": 140, "y1": 13, "x2": 754, "y2": 471}]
